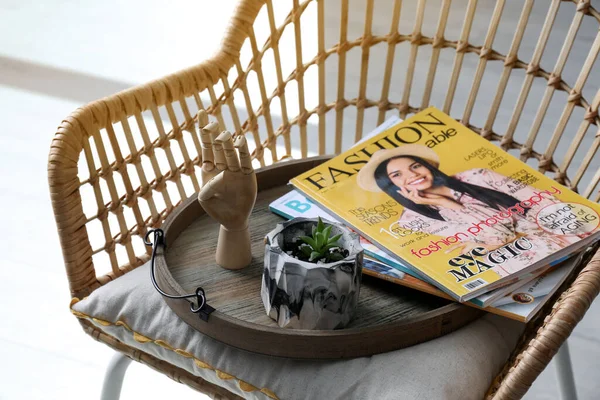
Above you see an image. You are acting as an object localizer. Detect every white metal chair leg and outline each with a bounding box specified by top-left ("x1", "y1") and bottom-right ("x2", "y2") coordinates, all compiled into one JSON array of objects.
[
  {"x1": 555, "y1": 341, "x2": 578, "y2": 400},
  {"x1": 101, "y1": 352, "x2": 133, "y2": 400}
]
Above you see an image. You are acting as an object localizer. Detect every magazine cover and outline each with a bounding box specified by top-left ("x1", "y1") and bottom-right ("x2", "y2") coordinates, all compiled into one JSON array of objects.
[{"x1": 290, "y1": 107, "x2": 600, "y2": 301}]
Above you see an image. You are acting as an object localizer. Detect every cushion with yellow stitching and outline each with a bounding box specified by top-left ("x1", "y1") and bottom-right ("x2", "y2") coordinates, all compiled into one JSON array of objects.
[{"x1": 72, "y1": 263, "x2": 524, "y2": 400}]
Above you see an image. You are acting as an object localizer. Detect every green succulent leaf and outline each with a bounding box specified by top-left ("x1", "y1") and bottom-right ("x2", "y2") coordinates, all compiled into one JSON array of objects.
[
  {"x1": 316, "y1": 232, "x2": 326, "y2": 249},
  {"x1": 300, "y1": 235, "x2": 317, "y2": 249},
  {"x1": 328, "y1": 252, "x2": 344, "y2": 261},
  {"x1": 300, "y1": 245, "x2": 312, "y2": 257},
  {"x1": 317, "y1": 217, "x2": 325, "y2": 233},
  {"x1": 322, "y1": 225, "x2": 332, "y2": 241},
  {"x1": 309, "y1": 251, "x2": 322, "y2": 262},
  {"x1": 328, "y1": 233, "x2": 342, "y2": 244},
  {"x1": 311, "y1": 224, "x2": 317, "y2": 237}
]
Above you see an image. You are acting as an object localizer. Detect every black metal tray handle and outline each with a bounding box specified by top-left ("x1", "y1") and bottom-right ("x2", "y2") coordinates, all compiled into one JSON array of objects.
[{"x1": 145, "y1": 229, "x2": 215, "y2": 321}]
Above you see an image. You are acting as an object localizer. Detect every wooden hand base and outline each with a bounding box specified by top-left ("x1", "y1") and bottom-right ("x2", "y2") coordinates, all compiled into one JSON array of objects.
[{"x1": 216, "y1": 225, "x2": 252, "y2": 270}]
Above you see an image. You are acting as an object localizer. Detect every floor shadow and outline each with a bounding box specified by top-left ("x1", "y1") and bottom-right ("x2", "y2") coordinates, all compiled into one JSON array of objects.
[{"x1": 0, "y1": 55, "x2": 134, "y2": 104}]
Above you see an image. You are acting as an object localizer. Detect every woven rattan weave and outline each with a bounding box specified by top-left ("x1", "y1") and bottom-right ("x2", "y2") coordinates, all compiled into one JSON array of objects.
[{"x1": 49, "y1": 0, "x2": 600, "y2": 398}]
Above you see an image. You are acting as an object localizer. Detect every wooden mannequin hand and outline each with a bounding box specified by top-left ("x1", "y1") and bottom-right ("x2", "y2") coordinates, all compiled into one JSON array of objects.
[
  {"x1": 198, "y1": 132, "x2": 257, "y2": 230},
  {"x1": 196, "y1": 110, "x2": 257, "y2": 270}
]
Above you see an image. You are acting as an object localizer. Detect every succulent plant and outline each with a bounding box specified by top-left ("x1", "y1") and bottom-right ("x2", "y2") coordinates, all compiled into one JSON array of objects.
[{"x1": 298, "y1": 217, "x2": 344, "y2": 263}]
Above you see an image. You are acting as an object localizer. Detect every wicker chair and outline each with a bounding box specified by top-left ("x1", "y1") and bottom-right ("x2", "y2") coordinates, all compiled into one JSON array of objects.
[{"x1": 49, "y1": 0, "x2": 600, "y2": 398}]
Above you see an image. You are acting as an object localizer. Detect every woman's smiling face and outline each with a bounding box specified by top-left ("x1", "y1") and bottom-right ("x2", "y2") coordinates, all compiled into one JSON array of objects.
[{"x1": 386, "y1": 157, "x2": 434, "y2": 191}]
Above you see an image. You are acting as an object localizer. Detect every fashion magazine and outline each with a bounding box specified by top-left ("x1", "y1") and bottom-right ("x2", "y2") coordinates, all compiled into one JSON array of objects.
[{"x1": 289, "y1": 107, "x2": 600, "y2": 301}]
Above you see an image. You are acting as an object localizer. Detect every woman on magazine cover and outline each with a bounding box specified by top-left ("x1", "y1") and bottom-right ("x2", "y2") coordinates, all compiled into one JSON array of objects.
[{"x1": 356, "y1": 145, "x2": 581, "y2": 271}]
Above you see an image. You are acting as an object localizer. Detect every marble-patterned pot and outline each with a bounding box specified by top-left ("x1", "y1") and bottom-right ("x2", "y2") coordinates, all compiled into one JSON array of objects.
[{"x1": 261, "y1": 217, "x2": 363, "y2": 330}]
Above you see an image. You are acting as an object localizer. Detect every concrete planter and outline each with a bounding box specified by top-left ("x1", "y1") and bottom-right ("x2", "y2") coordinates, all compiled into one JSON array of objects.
[{"x1": 261, "y1": 217, "x2": 363, "y2": 330}]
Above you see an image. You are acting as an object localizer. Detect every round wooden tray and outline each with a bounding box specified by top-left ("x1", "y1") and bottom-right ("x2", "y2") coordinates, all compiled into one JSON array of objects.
[{"x1": 154, "y1": 157, "x2": 483, "y2": 359}]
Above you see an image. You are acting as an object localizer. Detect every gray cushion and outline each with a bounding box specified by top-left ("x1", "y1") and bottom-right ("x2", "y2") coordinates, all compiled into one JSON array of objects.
[{"x1": 72, "y1": 263, "x2": 524, "y2": 400}]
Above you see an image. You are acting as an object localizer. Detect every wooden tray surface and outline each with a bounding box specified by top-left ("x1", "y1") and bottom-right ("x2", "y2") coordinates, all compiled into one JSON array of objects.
[{"x1": 155, "y1": 157, "x2": 483, "y2": 359}]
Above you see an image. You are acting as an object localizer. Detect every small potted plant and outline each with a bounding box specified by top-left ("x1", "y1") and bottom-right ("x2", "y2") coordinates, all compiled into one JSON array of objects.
[{"x1": 261, "y1": 217, "x2": 363, "y2": 330}]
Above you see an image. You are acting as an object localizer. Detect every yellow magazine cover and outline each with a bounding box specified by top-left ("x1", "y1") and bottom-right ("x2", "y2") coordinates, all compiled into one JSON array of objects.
[{"x1": 291, "y1": 107, "x2": 600, "y2": 301}]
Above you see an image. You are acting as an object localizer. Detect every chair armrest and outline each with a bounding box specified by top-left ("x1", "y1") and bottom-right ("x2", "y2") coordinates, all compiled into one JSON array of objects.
[
  {"x1": 487, "y1": 245, "x2": 600, "y2": 399},
  {"x1": 48, "y1": 0, "x2": 266, "y2": 299}
]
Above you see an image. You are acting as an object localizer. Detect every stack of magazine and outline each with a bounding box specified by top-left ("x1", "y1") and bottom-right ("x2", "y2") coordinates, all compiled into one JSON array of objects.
[{"x1": 269, "y1": 107, "x2": 600, "y2": 322}]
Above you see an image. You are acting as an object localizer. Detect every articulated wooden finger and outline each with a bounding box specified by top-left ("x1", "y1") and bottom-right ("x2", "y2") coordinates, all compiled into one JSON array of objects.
[
  {"x1": 234, "y1": 135, "x2": 254, "y2": 174},
  {"x1": 216, "y1": 131, "x2": 241, "y2": 172},
  {"x1": 197, "y1": 109, "x2": 209, "y2": 129},
  {"x1": 200, "y1": 122, "x2": 219, "y2": 172},
  {"x1": 197, "y1": 171, "x2": 224, "y2": 201},
  {"x1": 212, "y1": 129, "x2": 228, "y2": 171}
]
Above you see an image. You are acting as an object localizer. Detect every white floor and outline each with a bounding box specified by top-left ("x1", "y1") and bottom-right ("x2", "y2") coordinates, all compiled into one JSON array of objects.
[{"x1": 1, "y1": 1, "x2": 599, "y2": 399}]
